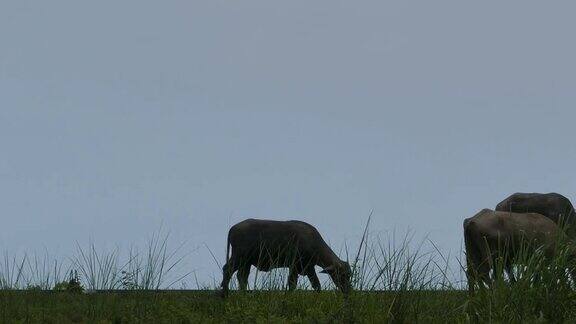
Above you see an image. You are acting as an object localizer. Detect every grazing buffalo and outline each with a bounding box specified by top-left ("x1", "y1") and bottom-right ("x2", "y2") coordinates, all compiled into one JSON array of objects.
[
  {"x1": 495, "y1": 192, "x2": 576, "y2": 235},
  {"x1": 464, "y1": 209, "x2": 575, "y2": 293},
  {"x1": 220, "y1": 219, "x2": 352, "y2": 296}
]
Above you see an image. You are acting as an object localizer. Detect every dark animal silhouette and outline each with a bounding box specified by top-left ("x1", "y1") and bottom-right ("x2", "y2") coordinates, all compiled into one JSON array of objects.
[
  {"x1": 495, "y1": 192, "x2": 576, "y2": 235},
  {"x1": 220, "y1": 219, "x2": 352, "y2": 296},
  {"x1": 464, "y1": 208, "x2": 575, "y2": 293}
]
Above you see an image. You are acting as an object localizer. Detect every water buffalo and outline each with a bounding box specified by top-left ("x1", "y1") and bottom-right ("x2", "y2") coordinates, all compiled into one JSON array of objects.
[
  {"x1": 464, "y1": 208, "x2": 575, "y2": 293},
  {"x1": 495, "y1": 192, "x2": 576, "y2": 235},
  {"x1": 220, "y1": 219, "x2": 352, "y2": 296}
]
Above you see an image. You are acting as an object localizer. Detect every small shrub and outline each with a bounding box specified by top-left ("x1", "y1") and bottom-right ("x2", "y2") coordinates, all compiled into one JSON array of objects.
[{"x1": 54, "y1": 270, "x2": 84, "y2": 293}]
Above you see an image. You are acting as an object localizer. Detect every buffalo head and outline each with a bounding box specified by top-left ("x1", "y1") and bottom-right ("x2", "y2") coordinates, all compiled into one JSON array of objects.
[{"x1": 320, "y1": 261, "x2": 352, "y2": 293}]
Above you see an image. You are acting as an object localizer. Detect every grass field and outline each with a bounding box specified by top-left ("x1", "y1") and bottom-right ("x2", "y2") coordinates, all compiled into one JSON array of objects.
[
  {"x1": 0, "y1": 290, "x2": 468, "y2": 323},
  {"x1": 3, "y1": 225, "x2": 576, "y2": 322},
  {"x1": 1, "y1": 286, "x2": 575, "y2": 323}
]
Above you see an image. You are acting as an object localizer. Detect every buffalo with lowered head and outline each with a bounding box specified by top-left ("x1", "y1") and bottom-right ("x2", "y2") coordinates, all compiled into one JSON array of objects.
[
  {"x1": 464, "y1": 208, "x2": 576, "y2": 293},
  {"x1": 220, "y1": 219, "x2": 352, "y2": 295},
  {"x1": 495, "y1": 192, "x2": 576, "y2": 235}
]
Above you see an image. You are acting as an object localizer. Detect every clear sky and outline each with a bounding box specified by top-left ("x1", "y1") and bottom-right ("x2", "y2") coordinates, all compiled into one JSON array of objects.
[{"x1": 1, "y1": 0, "x2": 576, "y2": 286}]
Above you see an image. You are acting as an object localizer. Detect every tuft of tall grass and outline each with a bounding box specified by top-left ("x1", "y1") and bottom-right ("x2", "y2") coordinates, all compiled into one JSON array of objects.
[
  {"x1": 344, "y1": 226, "x2": 459, "y2": 322},
  {"x1": 466, "y1": 235, "x2": 576, "y2": 322},
  {"x1": 0, "y1": 227, "x2": 191, "y2": 291},
  {"x1": 25, "y1": 251, "x2": 68, "y2": 290},
  {"x1": 0, "y1": 253, "x2": 27, "y2": 289},
  {"x1": 120, "y1": 229, "x2": 191, "y2": 290},
  {"x1": 0, "y1": 251, "x2": 67, "y2": 290},
  {"x1": 72, "y1": 241, "x2": 123, "y2": 290},
  {"x1": 72, "y1": 228, "x2": 191, "y2": 291}
]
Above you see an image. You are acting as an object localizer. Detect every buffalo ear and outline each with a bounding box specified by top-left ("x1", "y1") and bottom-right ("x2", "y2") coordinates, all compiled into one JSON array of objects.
[{"x1": 320, "y1": 265, "x2": 335, "y2": 274}]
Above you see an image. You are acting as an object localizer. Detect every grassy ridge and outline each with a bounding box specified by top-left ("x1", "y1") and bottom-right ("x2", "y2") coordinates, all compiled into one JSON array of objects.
[
  {"x1": 2, "y1": 286, "x2": 576, "y2": 323},
  {"x1": 3, "y1": 223, "x2": 576, "y2": 322},
  {"x1": 0, "y1": 290, "x2": 467, "y2": 323}
]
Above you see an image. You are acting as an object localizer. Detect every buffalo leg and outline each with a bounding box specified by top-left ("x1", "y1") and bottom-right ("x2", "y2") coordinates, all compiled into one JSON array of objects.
[
  {"x1": 307, "y1": 270, "x2": 321, "y2": 292},
  {"x1": 466, "y1": 255, "x2": 491, "y2": 293},
  {"x1": 237, "y1": 264, "x2": 250, "y2": 291},
  {"x1": 288, "y1": 268, "x2": 299, "y2": 291},
  {"x1": 505, "y1": 263, "x2": 516, "y2": 284},
  {"x1": 221, "y1": 261, "x2": 238, "y2": 296},
  {"x1": 465, "y1": 249, "x2": 474, "y2": 293},
  {"x1": 532, "y1": 272, "x2": 542, "y2": 286},
  {"x1": 466, "y1": 257, "x2": 478, "y2": 294}
]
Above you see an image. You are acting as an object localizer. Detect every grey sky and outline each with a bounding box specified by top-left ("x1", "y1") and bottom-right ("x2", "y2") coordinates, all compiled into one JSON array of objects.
[{"x1": 1, "y1": 1, "x2": 576, "y2": 285}]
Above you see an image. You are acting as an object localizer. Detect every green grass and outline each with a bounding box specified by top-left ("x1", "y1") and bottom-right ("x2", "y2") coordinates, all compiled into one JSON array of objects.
[
  {"x1": 3, "y1": 222, "x2": 576, "y2": 322},
  {"x1": 0, "y1": 290, "x2": 468, "y2": 323},
  {"x1": 3, "y1": 286, "x2": 576, "y2": 323}
]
